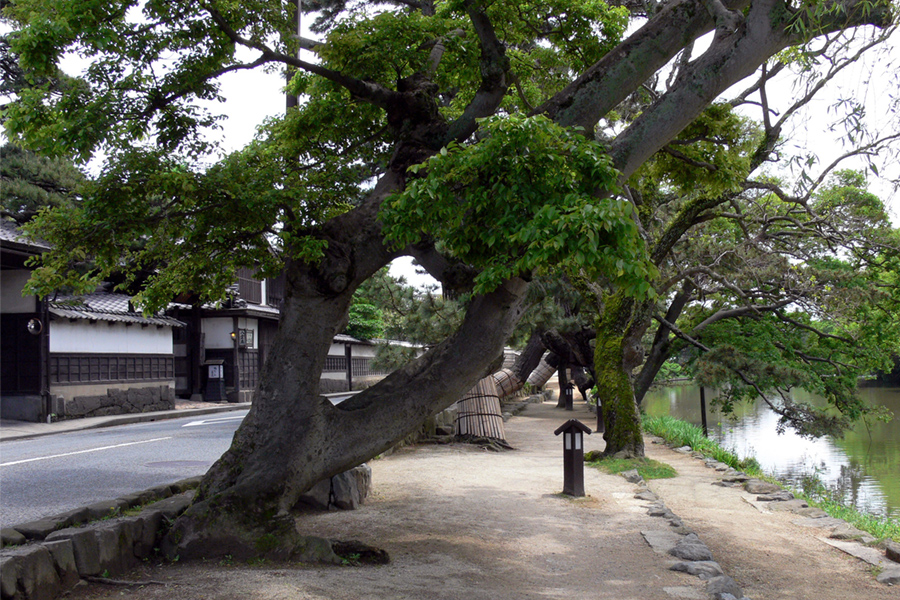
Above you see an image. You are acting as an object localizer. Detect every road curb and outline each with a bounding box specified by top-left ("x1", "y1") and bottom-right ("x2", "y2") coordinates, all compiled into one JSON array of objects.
[{"x1": 0, "y1": 404, "x2": 251, "y2": 443}]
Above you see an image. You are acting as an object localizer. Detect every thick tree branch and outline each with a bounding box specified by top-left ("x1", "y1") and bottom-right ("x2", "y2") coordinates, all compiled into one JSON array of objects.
[
  {"x1": 690, "y1": 299, "x2": 794, "y2": 334},
  {"x1": 444, "y1": 2, "x2": 510, "y2": 143},
  {"x1": 537, "y1": 0, "x2": 751, "y2": 130},
  {"x1": 201, "y1": 2, "x2": 399, "y2": 111}
]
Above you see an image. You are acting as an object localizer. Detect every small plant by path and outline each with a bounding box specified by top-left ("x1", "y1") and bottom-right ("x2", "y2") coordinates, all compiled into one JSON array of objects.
[{"x1": 584, "y1": 450, "x2": 677, "y2": 480}]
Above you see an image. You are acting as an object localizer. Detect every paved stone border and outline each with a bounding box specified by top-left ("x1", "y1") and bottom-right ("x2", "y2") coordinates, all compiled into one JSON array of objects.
[
  {"x1": 662, "y1": 440, "x2": 900, "y2": 586},
  {"x1": 1, "y1": 466, "x2": 374, "y2": 600},
  {"x1": 1, "y1": 477, "x2": 200, "y2": 600},
  {"x1": 625, "y1": 467, "x2": 750, "y2": 600}
]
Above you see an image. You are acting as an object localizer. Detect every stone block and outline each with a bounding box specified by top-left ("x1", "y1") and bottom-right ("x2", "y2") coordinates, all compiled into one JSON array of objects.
[
  {"x1": 84, "y1": 499, "x2": 129, "y2": 521},
  {"x1": 297, "y1": 479, "x2": 332, "y2": 511},
  {"x1": 620, "y1": 469, "x2": 643, "y2": 484},
  {"x1": 1, "y1": 555, "x2": 18, "y2": 598},
  {"x1": 45, "y1": 527, "x2": 100, "y2": 576},
  {"x1": 172, "y1": 476, "x2": 203, "y2": 494},
  {"x1": 131, "y1": 511, "x2": 163, "y2": 558},
  {"x1": 146, "y1": 484, "x2": 174, "y2": 501},
  {"x1": 767, "y1": 499, "x2": 809, "y2": 512},
  {"x1": 670, "y1": 560, "x2": 724, "y2": 580},
  {"x1": 669, "y1": 535, "x2": 713, "y2": 562},
  {"x1": 52, "y1": 507, "x2": 91, "y2": 529},
  {"x1": 142, "y1": 493, "x2": 192, "y2": 521},
  {"x1": 12, "y1": 520, "x2": 63, "y2": 542},
  {"x1": 743, "y1": 479, "x2": 781, "y2": 494},
  {"x1": 876, "y1": 566, "x2": 900, "y2": 585},
  {"x1": 1, "y1": 544, "x2": 61, "y2": 600},
  {"x1": 351, "y1": 465, "x2": 372, "y2": 503},
  {"x1": 885, "y1": 540, "x2": 900, "y2": 563},
  {"x1": 94, "y1": 521, "x2": 137, "y2": 576},
  {"x1": 1, "y1": 528, "x2": 26, "y2": 547},
  {"x1": 707, "y1": 575, "x2": 743, "y2": 599},
  {"x1": 331, "y1": 472, "x2": 360, "y2": 511},
  {"x1": 42, "y1": 539, "x2": 79, "y2": 589},
  {"x1": 756, "y1": 490, "x2": 794, "y2": 502}
]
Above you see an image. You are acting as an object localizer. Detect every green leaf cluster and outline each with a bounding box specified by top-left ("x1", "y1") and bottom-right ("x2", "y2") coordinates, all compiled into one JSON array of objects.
[{"x1": 381, "y1": 114, "x2": 657, "y2": 296}]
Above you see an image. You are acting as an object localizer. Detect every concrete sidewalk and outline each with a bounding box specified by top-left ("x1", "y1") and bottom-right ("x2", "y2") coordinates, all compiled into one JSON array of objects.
[{"x1": 0, "y1": 402, "x2": 251, "y2": 442}]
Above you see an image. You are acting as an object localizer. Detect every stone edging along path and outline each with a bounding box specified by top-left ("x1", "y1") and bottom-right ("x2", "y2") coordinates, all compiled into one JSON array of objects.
[
  {"x1": 637, "y1": 436, "x2": 900, "y2": 593},
  {"x1": 1, "y1": 477, "x2": 200, "y2": 600},
  {"x1": 0, "y1": 465, "x2": 375, "y2": 600}
]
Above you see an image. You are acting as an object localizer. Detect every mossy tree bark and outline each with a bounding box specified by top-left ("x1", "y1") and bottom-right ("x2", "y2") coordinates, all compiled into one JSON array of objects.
[{"x1": 593, "y1": 295, "x2": 651, "y2": 457}]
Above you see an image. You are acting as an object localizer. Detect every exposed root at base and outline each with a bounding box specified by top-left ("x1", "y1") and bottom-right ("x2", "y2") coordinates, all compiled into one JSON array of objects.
[{"x1": 455, "y1": 434, "x2": 514, "y2": 451}]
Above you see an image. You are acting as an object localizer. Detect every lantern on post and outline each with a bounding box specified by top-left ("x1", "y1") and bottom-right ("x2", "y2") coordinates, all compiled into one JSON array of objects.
[{"x1": 554, "y1": 419, "x2": 592, "y2": 497}]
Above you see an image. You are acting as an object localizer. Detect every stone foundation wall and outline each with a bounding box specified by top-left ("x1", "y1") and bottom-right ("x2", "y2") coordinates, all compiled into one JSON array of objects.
[{"x1": 64, "y1": 385, "x2": 175, "y2": 419}]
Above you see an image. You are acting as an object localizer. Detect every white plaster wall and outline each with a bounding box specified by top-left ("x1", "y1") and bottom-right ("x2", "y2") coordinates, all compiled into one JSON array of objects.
[
  {"x1": 1, "y1": 270, "x2": 37, "y2": 313},
  {"x1": 327, "y1": 343, "x2": 376, "y2": 357},
  {"x1": 203, "y1": 317, "x2": 258, "y2": 349},
  {"x1": 50, "y1": 321, "x2": 174, "y2": 354},
  {"x1": 203, "y1": 317, "x2": 235, "y2": 349},
  {"x1": 352, "y1": 345, "x2": 377, "y2": 358}
]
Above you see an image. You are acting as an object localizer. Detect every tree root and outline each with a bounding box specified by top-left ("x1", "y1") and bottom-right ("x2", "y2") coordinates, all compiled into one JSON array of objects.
[
  {"x1": 84, "y1": 576, "x2": 168, "y2": 586},
  {"x1": 455, "y1": 434, "x2": 514, "y2": 451}
]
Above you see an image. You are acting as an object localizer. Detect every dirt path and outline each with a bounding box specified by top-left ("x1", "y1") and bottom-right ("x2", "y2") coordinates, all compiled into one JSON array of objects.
[
  {"x1": 644, "y1": 441, "x2": 894, "y2": 599},
  {"x1": 69, "y1": 402, "x2": 891, "y2": 600}
]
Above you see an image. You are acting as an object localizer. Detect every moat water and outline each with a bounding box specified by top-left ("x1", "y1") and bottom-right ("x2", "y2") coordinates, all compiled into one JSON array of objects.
[{"x1": 642, "y1": 384, "x2": 900, "y2": 520}]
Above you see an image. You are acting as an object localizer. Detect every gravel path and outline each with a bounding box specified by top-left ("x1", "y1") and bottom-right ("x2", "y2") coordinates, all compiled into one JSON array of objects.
[{"x1": 68, "y1": 401, "x2": 892, "y2": 599}]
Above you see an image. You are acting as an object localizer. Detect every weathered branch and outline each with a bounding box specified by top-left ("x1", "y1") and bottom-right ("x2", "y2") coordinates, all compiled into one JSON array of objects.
[
  {"x1": 444, "y1": 2, "x2": 510, "y2": 143},
  {"x1": 690, "y1": 299, "x2": 794, "y2": 334}
]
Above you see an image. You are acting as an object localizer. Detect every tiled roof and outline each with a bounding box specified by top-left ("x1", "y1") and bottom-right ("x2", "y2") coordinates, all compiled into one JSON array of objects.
[
  {"x1": 0, "y1": 219, "x2": 51, "y2": 250},
  {"x1": 49, "y1": 292, "x2": 184, "y2": 327}
]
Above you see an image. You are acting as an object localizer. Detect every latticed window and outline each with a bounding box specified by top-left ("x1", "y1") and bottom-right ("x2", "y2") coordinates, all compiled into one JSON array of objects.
[{"x1": 236, "y1": 267, "x2": 262, "y2": 304}]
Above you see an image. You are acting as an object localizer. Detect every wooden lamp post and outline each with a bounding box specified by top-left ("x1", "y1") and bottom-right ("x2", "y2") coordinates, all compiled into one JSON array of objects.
[{"x1": 554, "y1": 419, "x2": 592, "y2": 497}]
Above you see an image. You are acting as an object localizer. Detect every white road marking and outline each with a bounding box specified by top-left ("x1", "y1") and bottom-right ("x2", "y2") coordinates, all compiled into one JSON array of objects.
[
  {"x1": 182, "y1": 415, "x2": 246, "y2": 428},
  {"x1": 0, "y1": 437, "x2": 173, "y2": 467}
]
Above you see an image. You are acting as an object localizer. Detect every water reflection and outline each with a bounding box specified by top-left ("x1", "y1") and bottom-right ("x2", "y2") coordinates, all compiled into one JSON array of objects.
[{"x1": 642, "y1": 385, "x2": 900, "y2": 519}]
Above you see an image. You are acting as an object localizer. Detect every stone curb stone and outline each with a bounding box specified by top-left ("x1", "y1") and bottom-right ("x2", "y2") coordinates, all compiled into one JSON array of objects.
[
  {"x1": 641, "y1": 529, "x2": 683, "y2": 554},
  {"x1": 756, "y1": 491, "x2": 794, "y2": 502},
  {"x1": 0, "y1": 555, "x2": 17, "y2": 598},
  {"x1": 670, "y1": 560, "x2": 725, "y2": 580},
  {"x1": 621, "y1": 469, "x2": 643, "y2": 484},
  {"x1": 743, "y1": 480, "x2": 781, "y2": 495},
  {"x1": 669, "y1": 541, "x2": 714, "y2": 562},
  {"x1": 884, "y1": 540, "x2": 900, "y2": 563},
  {"x1": 42, "y1": 539, "x2": 79, "y2": 589},
  {"x1": 83, "y1": 499, "x2": 129, "y2": 522},
  {"x1": 1, "y1": 544, "x2": 61, "y2": 600},
  {"x1": 766, "y1": 499, "x2": 808, "y2": 512},
  {"x1": 794, "y1": 506, "x2": 829, "y2": 519},
  {"x1": 1, "y1": 529, "x2": 26, "y2": 547},
  {"x1": 45, "y1": 527, "x2": 101, "y2": 576},
  {"x1": 10, "y1": 520, "x2": 64, "y2": 542},
  {"x1": 876, "y1": 567, "x2": 900, "y2": 585},
  {"x1": 707, "y1": 575, "x2": 743, "y2": 599}
]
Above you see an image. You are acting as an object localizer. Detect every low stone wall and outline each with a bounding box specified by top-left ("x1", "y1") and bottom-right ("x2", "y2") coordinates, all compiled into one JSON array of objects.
[
  {"x1": 64, "y1": 385, "x2": 175, "y2": 419},
  {"x1": 0, "y1": 478, "x2": 199, "y2": 600},
  {"x1": 1, "y1": 466, "x2": 373, "y2": 600}
]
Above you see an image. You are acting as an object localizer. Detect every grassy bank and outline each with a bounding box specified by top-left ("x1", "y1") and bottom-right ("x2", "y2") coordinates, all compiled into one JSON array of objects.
[{"x1": 642, "y1": 415, "x2": 900, "y2": 543}]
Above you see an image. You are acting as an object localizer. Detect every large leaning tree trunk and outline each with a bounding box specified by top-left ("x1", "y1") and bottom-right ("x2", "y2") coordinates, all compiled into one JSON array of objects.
[
  {"x1": 157, "y1": 0, "x2": 891, "y2": 557},
  {"x1": 592, "y1": 294, "x2": 652, "y2": 457}
]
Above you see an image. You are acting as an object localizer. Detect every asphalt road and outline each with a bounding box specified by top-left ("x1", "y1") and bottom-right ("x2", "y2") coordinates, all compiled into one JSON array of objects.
[{"x1": 0, "y1": 410, "x2": 248, "y2": 528}]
